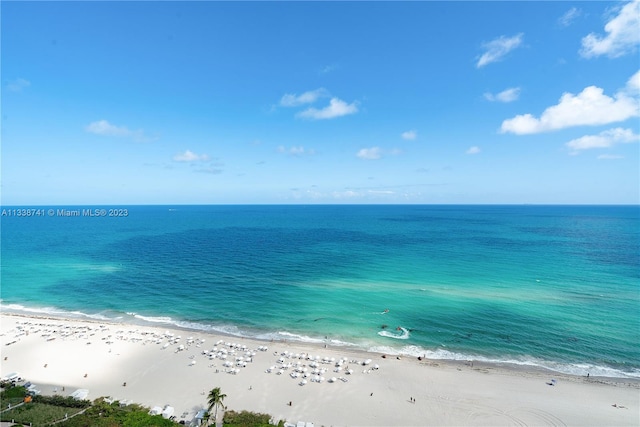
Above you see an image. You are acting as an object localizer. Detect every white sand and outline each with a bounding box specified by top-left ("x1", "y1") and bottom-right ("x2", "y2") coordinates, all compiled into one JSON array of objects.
[{"x1": 1, "y1": 313, "x2": 638, "y2": 426}]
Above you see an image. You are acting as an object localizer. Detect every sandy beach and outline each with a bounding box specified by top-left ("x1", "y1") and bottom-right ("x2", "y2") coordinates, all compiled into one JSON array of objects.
[{"x1": 1, "y1": 313, "x2": 638, "y2": 426}]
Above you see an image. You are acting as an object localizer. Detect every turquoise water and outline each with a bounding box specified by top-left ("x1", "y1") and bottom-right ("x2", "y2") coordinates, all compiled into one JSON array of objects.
[{"x1": 1, "y1": 205, "x2": 638, "y2": 377}]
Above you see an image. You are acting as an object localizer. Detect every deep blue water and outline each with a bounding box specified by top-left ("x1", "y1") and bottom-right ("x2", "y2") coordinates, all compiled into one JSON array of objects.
[{"x1": 1, "y1": 205, "x2": 638, "y2": 377}]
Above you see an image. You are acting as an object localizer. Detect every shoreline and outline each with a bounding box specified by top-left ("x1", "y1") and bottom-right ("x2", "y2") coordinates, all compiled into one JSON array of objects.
[
  {"x1": 3, "y1": 305, "x2": 638, "y2": 381},
  {"x1": 1, "y1": 312, "x2": 638, "y2": 426}
]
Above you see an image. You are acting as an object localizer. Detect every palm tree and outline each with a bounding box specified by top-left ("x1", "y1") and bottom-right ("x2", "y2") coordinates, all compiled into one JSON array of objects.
[{"x1": 207, "y1": 387, "x2": 226, "y2": 426}]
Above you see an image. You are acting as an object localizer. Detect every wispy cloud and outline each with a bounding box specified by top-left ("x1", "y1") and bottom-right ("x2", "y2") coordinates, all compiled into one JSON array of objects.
[
  {"x1": 566, "y1": 127, "x2": 639, "y2": 155},
  {"x1": 580, "y1": 0, "x2": 640, "y2": 58},
  {"x1": 401, "y1": 130, "x2": 417, "y2": 140},
  {"x1": 297, "y1": 98, "x2": 359, "y2": 120},
  {"x1": 558, "y1": 7, "x2": 582, "y2": 27},
  {"x1": 356, "y1": 147, "x2": 381, "y2": 160},
  {"x1": 500, "y1": 71, "x2": 639, "y2": 134},
  {"x1": 194, "y1": 167, "x2": 223, "y2": 174},
  {"x1": 173, "y1": 150, "x2": 210, "y2": 162},
  {"x1": 277, "y1": 145, "x2": 316, "y2": 156},
  {"x1": 476, "y1": 33, "x2": 524, "y2": 68},
  {"x1": 319, "y1": 64, "x2": 339, "y2": 74},
  {"x1": 86, "y1": 120, "x2": 132, "y2": 137},
  {"x1": 7, "y1": 78, "x2": 30, "y2": 92},
  {"x1": 85, "y1": 119, "x2": 156, "y2": 142},
  {"x1": 484, "y1": 87, "x2": 521, "y2": 103},
  {"x1": 466, "y1": 146, "x2": 481, "y2": 154},
  {"x1": 280, "y1": 88, "x2": 329, "y2": 107},
  {"x1": 597, "y1": 154, "x2": 624, "y2": 160}
]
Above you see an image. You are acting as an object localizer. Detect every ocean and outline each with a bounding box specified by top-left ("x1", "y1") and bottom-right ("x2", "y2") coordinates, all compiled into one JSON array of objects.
[{"x1": 1, "y1": 205, "x2": 638, "y2": 378}]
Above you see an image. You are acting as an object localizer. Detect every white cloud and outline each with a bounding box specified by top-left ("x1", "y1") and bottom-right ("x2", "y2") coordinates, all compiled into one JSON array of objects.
[
  {"x1": 627, "y1": 70, "x2": 640, "y2": 93},
  {"x1": 280, "y1": 88, "x2": 329, "y2": 107},
  {"x1": 277, "y1": 145, "x2": 315, "y2": 156},
  {"x1": 401, "y1": 130, "x2": 417, "y2": 140},
  {"x1": 501, "y1": 72, "x2": 639, "y2": 134},
  {"x1": 297, "y1": 98, "x2": 359, "y2": 120},
  {"x1": 7, "y1": 78, "x2": 30, "y2": 92},
  {"x1": 476, "y1": 33, "x2": 524, "y2": 68},
  {"x1": 173, "y1": 150, "x2": 210, "y2": 162},
  {"x1": 466, "y1": 146, "x2": 481, "y2": 154},
  {"x1": 566, "y1": 127, "x2": 639, "y2": 154},
  {"x1": 85, "y1": 119, "x2": 155, "y2": 142},
  {"x1": 484, "y1": 87, "x2": 521, "y2": 103},
  {"x1": 559, "y1": 7, "x2": 582, "y2": 27},
  {"x1": 356, "y1": 147, "x2": 381, "y2": 160},
  {"x1": 580, "y1": 0, "x2": 640, "y2": 58}
]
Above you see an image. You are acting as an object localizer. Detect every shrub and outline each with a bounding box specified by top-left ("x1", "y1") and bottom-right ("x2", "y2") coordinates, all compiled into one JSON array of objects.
[
  {"x1": 223, "y1": 409, "x2": 272, "y2": 427},
  {"x1": 0, "y1": 384, "x2": 27, "y2": 399},
  {"x1": 33, "y1": 395, "x2": 91, "y2": 408}
]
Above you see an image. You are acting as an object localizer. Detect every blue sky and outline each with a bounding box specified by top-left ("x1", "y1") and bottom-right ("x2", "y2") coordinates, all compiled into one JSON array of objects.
[{"x1": 2, "y1": 1, "x2": 639, "y2": 205}]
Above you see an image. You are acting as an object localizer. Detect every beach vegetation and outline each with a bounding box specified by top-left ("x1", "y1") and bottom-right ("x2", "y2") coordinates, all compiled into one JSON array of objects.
[
  {"x1": 55, "y1": 399, "x2": 176, "y2": 426},
  {"x1": 0, "y1": 401, "x2": 86, "y2": 427},
  {"x1": 33, "y1": 394, "x2": 91, "y2": 408},
  {"x1": 222, "y1": 409, "x2": 283, "y2": 427},
  {"x1": 0, "y1": 388, "x2": 286, "y2": 427},
  {"x1": 0, "y1": 383, "x2": 28, "y2": 405},
  {"x1": 0, "y1": 395, "x2": 176, "y2": 427}
]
